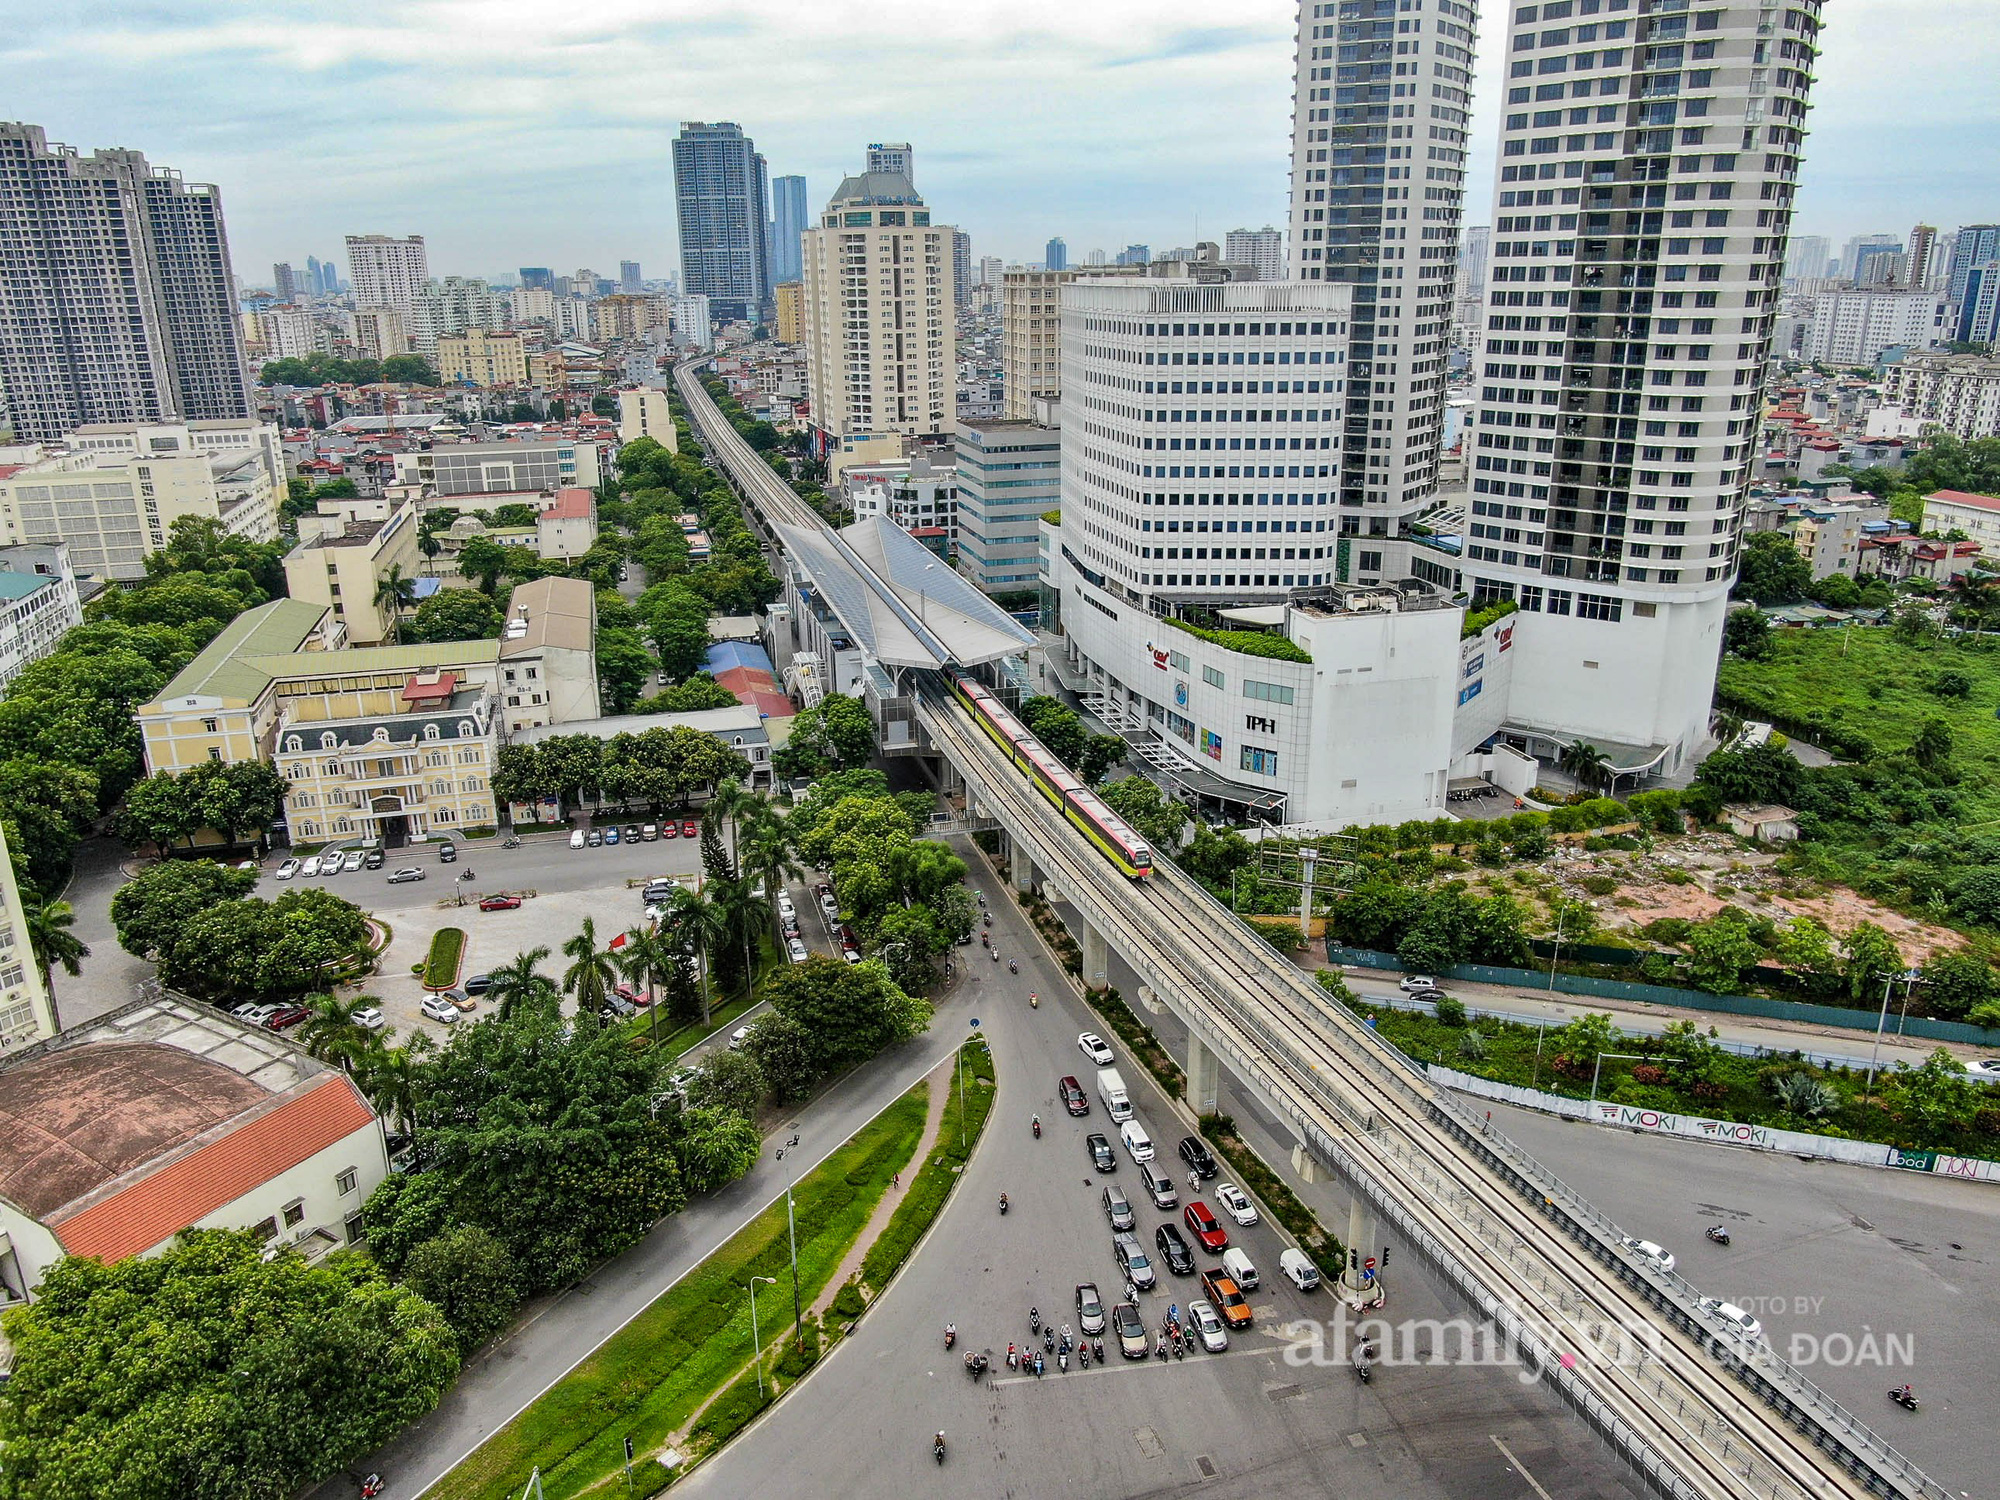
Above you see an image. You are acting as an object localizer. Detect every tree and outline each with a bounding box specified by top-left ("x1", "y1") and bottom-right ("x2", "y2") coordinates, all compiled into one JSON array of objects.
[
  {"x1": 562, "y1": 917, "x2": 618, "y2": 1019},
  {"x1": 1915, "y1": 950, "x2": 1999, "y2": 1021},
  {"x1": 1682, "y1": 909, "x2": 1763, "y2": 994},
  {"x1": 1020, "y1": 696, "x2": 1086, "y2": 764},
  {"x1": 1841, "y1": 921, "x2": 1905, "y2": 1002},
  {"x1": 1722, "y1": 605, "x2": 1773, "y2": 661},
  {"x1": 1079, "y1": 733, "x2": 1128, "y2": 786},
  {"x1": 641, "y1": 675, "x2": 738, "y2": 713},
  {"x1": 298, "y1": 992, "x2": 387, "y2": 1073},
  {"x1": 614, "y1": 926, "x2": 678, "y2": 1039},
  {"x1": 671, "y1": 1104, "x2": 762, "y2": 1195},
  {"x1": 741, "y1": 1011, "x2": 822, "y2": 1104},
  {"x1": 458, "y1": 535, "x2": 507, "y2": 594},
  {"x1": 1885, "y1": 1049, "x2": 1978, "y2": 1133},
  {"x1": 1654, "y1": 1018, "x2": 1724, "y2": 1086},
  {"x1": 596, "y1": 627, "x2": 656, "y2": 714},
  {"x1": 1552, "y1": 1011, "x2": 1617, "y2": 1070},
  {"x1": 1732, "y1": 529, "x2": 1812, "y2": 604},
  {"x1": 765, "y1": 954, "x2": 930, "y2": 1072},
  {"x1": 687, "y1": 1050, "x2": 766, "y2": 1119},
  {"x1": 110, "y1": 860, "x2": 258, "y2": 960},
  {"x1": 665, "y1": 885, "x2": 727, "y2": 1025},
  {"x1": 21, "y1": 893, "x2": 86, "y2": 1030},
  {"x1": 1096, "y1": 776, "x2": 1192, "y2": 850},
  {"x1": 1774, "y1": 915, "x2": 1843, "y2": 998},
  {"x1": 739, "y1": 808, "x2": 802, "y2": 938},
  {"x1": 0, "y1": 760, "x2": 100, "y2": 890},
  {"x1": 1558, "y1": 739, "x2": 1610, "y2": 791},
  {"x1": 155, "y1": 888, "x2": 369, "y2": 1002},
  {"x1": 400, "y1": 1224, "x2": 521, "y2": 1352},
  {"x1": 0, "y1": 1229, "x2": 458, "y2": 1500},
  {"x1": 488, "y1": 945, "x2": 558, "y2": 1023},
  {"x1": 381, "y1": 354, "x2": 440, "y2": 385},
  {"x1": 373, "y1": 564, "x2": 419, "y2": 643},
  {"x1": 408, "y1": 587, "x2": 504, "y2": 644},
  {"x1": 1911, "y1": 718, "x2": 1954, "y2": 771}
]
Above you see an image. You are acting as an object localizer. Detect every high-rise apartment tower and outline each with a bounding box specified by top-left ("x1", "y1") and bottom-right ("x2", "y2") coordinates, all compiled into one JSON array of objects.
[
  {"x1": 345, "y1": 234, "x2": 429, "y2": 321},
  {"x1": 672, "y1": 122, "x2": 771, "y2": 322},
  {"x1": 866, "y1": 143, "x2": 915, "y2": 184},
  {"x1": 770, "y1": 174, "x2": 808, "y2": 285},
  {"x1": 0, "y1": 123, "x2": 251, "y2": 442}
]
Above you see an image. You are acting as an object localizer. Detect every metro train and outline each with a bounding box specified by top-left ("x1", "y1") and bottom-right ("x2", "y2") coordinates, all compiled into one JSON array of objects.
[{"x1": 948, "y1": 671, "x2": 1153, "y2": 879}]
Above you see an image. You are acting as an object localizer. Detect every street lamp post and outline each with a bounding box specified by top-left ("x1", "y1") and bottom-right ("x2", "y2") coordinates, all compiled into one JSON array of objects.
[
  {"x1": 746, "y1": 1276, "x2": 777, "y2": 1397},
  {"x1": 1589, "y1": 1052, "x2": 1649, "y2": 1107},
  {"x1": 1547, "y1": 905, "x2": 1570, "y2": 993},
  {"x1": 1865, "y1": 969, "x2": 1923, "y2": 1100},
  {"x1": 775, "y1": 1133, "x2": 804, "y2": 1348}
]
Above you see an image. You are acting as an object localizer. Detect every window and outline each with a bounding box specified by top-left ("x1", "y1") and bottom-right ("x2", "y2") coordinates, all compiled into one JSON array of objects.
[
  {"x1": 1240, "y1": 745, "x2": 1280, "y2": 776},
  {"x1": 344, "y1": 1211, "x2": 367, "y2": 1245},
  {"x1": 1202, "y1": 665, "x2": 1225, "y2": 689},
  {"x1": 1168, "y1": 650, "x2": 1190, "y2": 673},
  {"x1": 201, "y1": 717, "x2": 219, "y2": 733},
  {"x1": 336, "y1": 1167, "x2": 358, "y2": 1196},
  {"x1": 1243, "y1": 680, "x2": 1296, "y2": 706},
  {"x1": 251, "y1": 1216, "x2": 278, "y2": 1244},
  {"x1": 282, "y1": 1198, "x2": 306, "y2": 1228}
]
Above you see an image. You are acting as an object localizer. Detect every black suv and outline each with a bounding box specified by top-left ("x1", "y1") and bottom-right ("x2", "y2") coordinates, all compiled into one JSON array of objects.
[
  {"x1": 1154, "y1": 1222, "x2": 1196, "y2": 1276},
  {"x1": 1178, "y1": 1135, "x2": 1218, "y2": 1179},
  {"x1": 437, "y1": 841, "x2": 457, "y2": 863},
  {"x1": 1087, "y1": 1133, "x2": 1117, "y2": 1173}
]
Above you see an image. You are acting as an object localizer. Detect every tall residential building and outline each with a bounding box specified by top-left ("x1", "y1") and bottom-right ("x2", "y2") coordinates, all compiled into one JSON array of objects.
[
  {"x1": 953, "y1": 230, "x2": 973, "y2": 310},
  {"x1": 352, "y1": 306, "x2": 410, "y2": 360},
  {"x1": 1783, "y1": 233, "x2": 1831, "y2": 281},
  {"x1": 344, "y1": 234, "x2": 429, "y2": 321},
  {"x1": 773, "y1": 281, "x2": 804, "y2": 344},
  {"x1": 955, "y1": 419, "x2": 1060, "y2": 592},
  {"x1": 1288, "y1": 0, "x2": 1475, "y2": 532},
  {"x1": 0, "y1": 542, "x2": 83, "y2": 691},
  {"x1": 978, "y1": 255, "x2": 1004, "y2": 287},
  {"x1": 620, "y1": 260, "x2": 642, "y2": 294},
  {"x1": 519, "y1": 266, "x2": 553, "y2": 291},
  {"x1": 1837, "y1": 233, "x2": 1897, "y2": 280},
  {"x1": 308, "y1": 255, "x2": 338, "y2": 296},
  {"x1": 273, "y1": 262, "x2": 297, "y2": 302},
  {"x1": 1223, "y1": 226, "x2": 1285, "y2": 280},
  {"x1": 1461, "y1": 0, "x2": 1823, "y2": 772},
  {"x1": 436, "y1": 328, "x2": 530, "y2": 387},
  {"x1": 671, "y1": 293, "x2": 713, "y2": 351},
  {"x1": 770, "y1": 174, "x2": 808, "y2": 285},
  {"x1": 1884, "y1": 352, "x2": 2000, "y2": 440},
  {"x1": 1045, "y1": 237, "x2": 1069, "y2": 272},
  {"x1": 1116, "y1": 244, "x2": 1151, "y2": 266},
  {"x1": 1906, "y1": 225, "x2": 1940, "y2": 290},
  {"x1": 1957, "y1": 264, "x2": 2000, "y2": 347},
  {"x1": 1946, "y1": 225, "x2": 2000, "y2": 312},
  {"x1": 1454, "y1": 224, "x2": 1493, "y2": 332},
  {"x1": 866, "y1": 143, "x2": 914, "y2": 184},
  {"x1": 1804, "y1": 289, "x2": 1947, "y2": 365},
  {"x1": 672, "y1": 122, "x2": 771, "y2": 322},
  {"x1": 1001, "y1": 263, "x2": 1153, "y2": 419},
  {"x1": 405, "y1": 276, "x2": 508, "y2": 356},
  {"x1": 1851, "y1": 241, "x2": 1904, "y2": 286},
  {"x1": 799, "y1": 171, "x2": 955, "y2": 471},
  {"x1": 0, "y1": 123, "x2": 253, "y2": 443}
]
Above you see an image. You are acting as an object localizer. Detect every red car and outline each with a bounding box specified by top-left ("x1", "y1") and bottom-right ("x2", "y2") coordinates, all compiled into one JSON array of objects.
[
  {"x1": 1059, "y1": 1075, "x2": 1090, "y2": 1116},
  {"x1": 479, "y1": 894, "x2": 522, "y2": 911},
  {"x1": 264, "y1": 1005, "x2": 309, "y2": 1031},
  {"x1": 1184, "y1": 1201, "x2": 1229, "y2": 1253},
  {"x1": 660, "y1": 822, "x2": 678, "y2": 839},
  {"x1": 682, "y1": 819, "x2": 699, "y2": 838}
]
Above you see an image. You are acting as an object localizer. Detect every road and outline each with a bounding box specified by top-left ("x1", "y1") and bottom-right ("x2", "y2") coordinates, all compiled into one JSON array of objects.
[{"x1": 677, "y1": 846, "x2": 1645, "y2": 1500}]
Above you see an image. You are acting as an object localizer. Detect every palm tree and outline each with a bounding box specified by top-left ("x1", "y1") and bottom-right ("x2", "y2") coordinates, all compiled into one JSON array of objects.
[
  {"x1": 22, "y1": 894, "x2": 87, "y2": 1033},
  {"x1": 739, "y1": 809, "x2": 802, "y2": 939},
  {"x1": 665, "y1": 885, "x2": 727, "y2": 1025},
  {"x1": 373, "y1": 563, "x2": 419, "y2": 643},
  {"x1": 614, "y1": 926, "x2": 677, "y2": 1039},
  {"x1": 703, "y1": 778, "x2": 762, "y2": 875},
  {"x1": 1559, "y1": 738, "x2": 1610, "y2": 793},
  {"x1": 707, "y1": 874, "x2": 765, "y2": 1004},
  {"x1": 299, "y1": 992, "x2": 387, "y2": 1072},
  {"x1": 487, "y1": 945, "x2": 558, "y2": 1023},
  {"x1": 562, "y1": 917, "x2": 618, "y2": 1020},
  {"x1": 356, "y1": 1034, "x2": 433, "y2": 1135}
]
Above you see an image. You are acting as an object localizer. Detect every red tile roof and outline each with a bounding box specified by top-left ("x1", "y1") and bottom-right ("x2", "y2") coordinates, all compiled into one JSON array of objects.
[
  {"x1": 49, "y1": 1074, "x2": 377, "y2": 1264},
  {"x1": 401, "y1": 670, "x2": 459, "y2": 703},
  {"x1": 1928, "y1": 489, "x2": 2000, "y2": 513},
  {"x1": 540, "y1": 486, "x2": 594, "y2": 520}
]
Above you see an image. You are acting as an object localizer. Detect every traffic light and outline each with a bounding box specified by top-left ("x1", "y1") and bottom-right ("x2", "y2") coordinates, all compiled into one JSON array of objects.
[
  {"x1": 1380, "y1": 1245, "x2": 1390, "y2": 1270},
  {"x1": 1348, "y1": 1246, "x2": 1358, "y2": 1270}
]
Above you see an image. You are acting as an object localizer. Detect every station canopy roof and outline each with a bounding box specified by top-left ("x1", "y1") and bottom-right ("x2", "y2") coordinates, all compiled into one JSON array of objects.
[{"x1": 776, "y1": 516, "x2": 1034, "y2": 669}]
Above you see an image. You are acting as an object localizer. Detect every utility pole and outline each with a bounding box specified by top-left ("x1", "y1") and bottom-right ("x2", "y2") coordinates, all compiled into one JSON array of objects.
[{"x1": 778, "y1": 1133, "x2": 804, "y2": 1347}]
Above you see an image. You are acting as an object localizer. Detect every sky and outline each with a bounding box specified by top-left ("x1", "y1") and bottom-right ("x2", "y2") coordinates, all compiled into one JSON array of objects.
[{"x1": 5, "y1": 0, "x2": 1996, "y2": 287}]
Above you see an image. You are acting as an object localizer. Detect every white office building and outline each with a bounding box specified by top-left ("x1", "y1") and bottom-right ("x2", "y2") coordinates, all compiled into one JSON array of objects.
[
  {"x1": 1457, "y1": 0, "x2": 1823, "y2": 774},
  {"x1": 956, "y1": 420, "x2": 1060, "y2": 592},
  {"x1": 0, "y1": 542, "x2": 82, "y2": 690},
  {"x1": 1289, "y1": 0, "x2": 1476, "y2": 535}
]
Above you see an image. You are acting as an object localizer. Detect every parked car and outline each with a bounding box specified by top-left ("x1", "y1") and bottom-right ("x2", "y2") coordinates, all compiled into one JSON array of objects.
[
  {"x1": 1112, "y1": 1301, "x2": 1148, "y2": 1359},
  {"x1": 682, "y1": 819, "x2": 698, "y2": 838},
  {"x1": 1184, "y1": 1201, "x2": 1228, "y2": 1253},
  {"x1": 787, "y1": 937, "x2": 809, "y2": 963},
  {"x1": 604, "y1": 827, "x2": 620, "y2": 845},
  {"x1": 462, "y1": 974, "x2": 493, "y2": 995},
  {"x1": 364, "y1": 848, "x2": 385, "y2": 869},
  {"x1": 387, "y1": 867, "x2": 426, "y2": 884},
  {"x1": 624, "y1": 825, "x2": 640, "y2": 844},
  {"x1": 232, "y1": 1002, "x2": 281, "y2": 1024},
  {"x1": 275, "y1": 858, "x2": 300, "y2": 880},
  {"x1": 478, "y1": 894, "x2": 522, "y2": 912},
  {"x1": 1189, "y1": 1298, "x2": 1229, "y2": 1352},
  {"x1": 1102, "y1": 1183, "x2": 1135, "y2": 1232},
  {"x1": 1966, "y1": 1058, "x2": 2000, "y2": 1082},
  {"x1": 1399, "y1": 974, "x2": 1436, "y2": 993},
  {"x1": 420, "y1": 995, "x2": 460, "y2": 1023},
  {"x1": 353, "y1": 1006, "x2": 385, "y2": 1030},
  {"x1": 777, "y1": 893, "x2": 797, "y2": 922},
  {"x1": 263, "y1": 1005, "x2": 310, "y2": 1031},
  {"x1": 437, "y1": 841, "x2": 457, "y2": 863},
  {"x1": 570, "y1": 830, "x2": 587, "y2": 850},
  {"x1": 444, "y1": 990, "x2": 476, "y2": 1012},
  {"x1": 341, "y1": 852, "x2": 365, "y2": 873},
  {"x1": 643, "y1": 880, "x2": 675, "y2": 903},
  {"x1": 1618, "y1": 1236, "x2": 1677, "y2": 1274},
  {"x1": 1215, "y1": 1182, "x2": 1260, "y2": 1227},
  {"x1": 1178, "y1": 1136, "x2": 1217, "y2": 1179},
  {"x1": 297, "y1": 855, "x2": 321, "y2": 877},
  {"x1": 587, "y1": 830, "x2": 603, "y2": 847},
  {"x1": 1058, "y1": 1075, "x2": 1090, "y2": 1116},
  {"x1": 319, "y1": 856, "x2": 342, "y2": 878},
  {"x1": 1074, "y1": 1282, "x2": 1106, "y2": 1336},
  {"x1": 728, "y1": 1025, "x2": 752, "y2": 1050},
  {"x1": 1086, "y1": 1133, "x2": 1117, "y2": 1173},
  {"x1": 603, "y1": 993, "x2": 637, "y2": 1019},
  {"x1": 1078, "y1": 1032, "x2": 1114, "y2": 1067},
  {"x1": 1112, "y1": 1232, "x2": 1156, "y2": 1291},
  {"x1": 1200, "y1": 1269, "x2": 1252, "y2": 1329},
  {"x1": 1153, "y1": 1223, "x2": 1195, "y2": 1276},
  {"x1": 642, "y1": 824, "x2": 659, "y2": 841},
  {"x1": 660, "y1": 821, "x2": 678, "y2": 839}
]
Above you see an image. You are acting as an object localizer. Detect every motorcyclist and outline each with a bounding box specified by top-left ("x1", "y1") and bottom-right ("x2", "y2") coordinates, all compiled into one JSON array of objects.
[{"x1": 999, "y1": 1191, "x2": 1009, "y2": 1213}]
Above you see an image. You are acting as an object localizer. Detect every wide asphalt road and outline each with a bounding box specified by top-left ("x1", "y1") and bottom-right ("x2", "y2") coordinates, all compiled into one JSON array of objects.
[{"x1": 678, "y1": 847, "x2": 1644, "y2": 1500}]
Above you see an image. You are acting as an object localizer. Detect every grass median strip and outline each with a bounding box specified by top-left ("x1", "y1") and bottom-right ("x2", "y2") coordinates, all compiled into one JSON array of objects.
[
  {"x1": 423, "y1": 926, "x2": 465, "y2": 989},
  {"x1": 429, "y1": 1085, "x2": 928, "y2": 1500}
]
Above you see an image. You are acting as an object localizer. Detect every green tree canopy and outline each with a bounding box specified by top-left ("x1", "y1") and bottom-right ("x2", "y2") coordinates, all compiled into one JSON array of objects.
[
  {"x1": 1732, "y1": 530, "x2": 1813, "y2": 606},
  {"x1": 407, "y1": 587, "x2": 505, "y2": 644},
  {"x1": 110, "y1": 859, "x2": 259, "y2": 960}
]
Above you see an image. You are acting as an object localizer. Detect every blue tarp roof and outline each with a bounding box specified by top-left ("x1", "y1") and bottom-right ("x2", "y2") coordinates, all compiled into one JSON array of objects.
[{"x1": 706, "y1": 640, "x2": 775, "y2": 675}]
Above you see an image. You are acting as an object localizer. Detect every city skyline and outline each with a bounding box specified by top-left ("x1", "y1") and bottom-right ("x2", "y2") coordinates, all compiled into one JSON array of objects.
[{"x1": 8, "y1": 0, "x2": 1989, "y2": 282}]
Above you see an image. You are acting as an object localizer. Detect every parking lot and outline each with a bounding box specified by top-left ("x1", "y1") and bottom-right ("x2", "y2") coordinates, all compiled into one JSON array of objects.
[{"x1": 253, "y1": 828, "x2": 843, "y2": 1047}]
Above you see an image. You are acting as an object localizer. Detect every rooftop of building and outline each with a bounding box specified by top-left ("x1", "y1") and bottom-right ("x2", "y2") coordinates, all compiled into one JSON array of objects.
[
  {"x1": 541, "y1": 487, "x2": 594, "y2": 520},
  {"x1": 1926, "y1": 489, "x2": 2000, "y2": 512},
  {"x1": 0, "y1": 995, "x2": 356, "y2": 1237},
  {"x1": 499, "y1": 575, "x2": 595, "y2": 655},
  {"x1": 825, "y1": 170, "x2": 924, "y2": 209},
  {"x1": 305, "y1": 518, "x2": 389, "y2": 550},
  {"x1": 511, "y1": 702, "x2": 768, "y2": 746},
  {"x1": 0, "y1": 572, "x2": 56, "y2": 602},
  {"x1": 151, "y1": 598, "x2": 335, "y2": 706}
]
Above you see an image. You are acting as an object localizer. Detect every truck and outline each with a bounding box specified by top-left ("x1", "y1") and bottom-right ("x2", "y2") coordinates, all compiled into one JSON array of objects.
[{"x1": 1097, "y1": 1067, "x2": 1132, "y2": 1121}]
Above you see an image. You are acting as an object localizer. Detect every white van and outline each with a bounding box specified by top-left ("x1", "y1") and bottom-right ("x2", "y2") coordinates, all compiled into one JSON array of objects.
[
  {"x1": 1119, "y1": 1119, "x2": 1154, "y2": 1163},
  {"x1": 1279, "y1": 1248, "x2": 1320, "y2": 1292},
  {"x1": 1221, "y1": 1247, "x2": 1259, "y2": 1292}
]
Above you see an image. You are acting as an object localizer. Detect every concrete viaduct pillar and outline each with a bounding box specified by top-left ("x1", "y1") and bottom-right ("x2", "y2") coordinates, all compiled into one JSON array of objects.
[
  {"x1": 1013, "y1": 844, "x2": 1037, "y2": 895},
  {"x1": 1080, "y1": 920, "x2": 1109, "y2": 989},
  {"x1": 1185, "y1": 1033, "x2": 1220, "y2": 1117}
]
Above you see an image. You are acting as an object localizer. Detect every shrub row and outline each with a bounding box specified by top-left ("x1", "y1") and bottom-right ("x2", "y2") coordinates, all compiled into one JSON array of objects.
[{"x1": 422, "y1": 927, "x2": 465, "y2": 990}]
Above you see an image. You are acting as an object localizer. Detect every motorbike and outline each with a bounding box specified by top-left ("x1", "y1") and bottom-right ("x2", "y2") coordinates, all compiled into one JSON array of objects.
[
  {"x1": 1354, "y1": 1359, "x2": 1372, "y2": 1384},
  {"x1": 944, "y1": 1325, "x2": 956, "y2": 1350},
  {"x1": 1030, "y1": 1307, "x2": 1041, "y2": 1336},
  {"x1": 1031, "y1": 1116, "x2": 1041, "y2": 1139},
  {"x1": 1705, "y1": 1225, "x2": 1731, "y2": 1246},
  {"x1": 1155, "y1": 1339, "x2": 1168, "y2": 1362},
  {"x1": 964, "y1": 1352, "x2": 988, "y2": 1380},
  {"x1": 458, "y1": 869, "x2": 476, "y2": 882},
  {"x1": 1043, "y1": 1328, "x2": 1055, "y2": 1355},
  {"x1": 1094, "y1": 1339, "x2": 1106, "y2": 1365},
  {"x1": 360, "y1": 1477, "x2": 384, "y2": 1500},
  {"x1": 1008, "y1": 959, "x2": 1019, "y2": 974},
  {"x1": 1057, "y1": 1346, "x2": 1069, "y2": 1371},
  {"x1": 1029, "y1": 992, "x2": 1039, "y2": 1008},
  {"x1": 1174, "y1": 1337, "x2": 1185, "y2": 1360},
  {"x1": 1032, "y1": 1352, "x2": 1045, "y2": 1378},
  {"x1": 991, "y1": 947, "x2": 1000, "y2": 963},
  {"x1": 501, "y1": 836, "x2": 521, "y2": 849},
  {"x1": 999, "y1": 1193, "x2": 1009, "y2": 1215},
  {"x1": 934, "y1": 1432, "x2": 947, "y2": 1465},
  {"x1": 981, "y1": 931, "x2": 989, "y2": 948},
  {"x1": 983, "y1": 913, "x2": 992, "y2": 927},
  {"x1": 1889, "y1": 1386, "x2": 1920, "y2": 1412},
  {"x1": 1006, "y1": 1343, "x2": 1018, "y2": 1369},
  {"x1": 1078, "y1": 1342, "x2": 1090, "y2": 1368}
]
